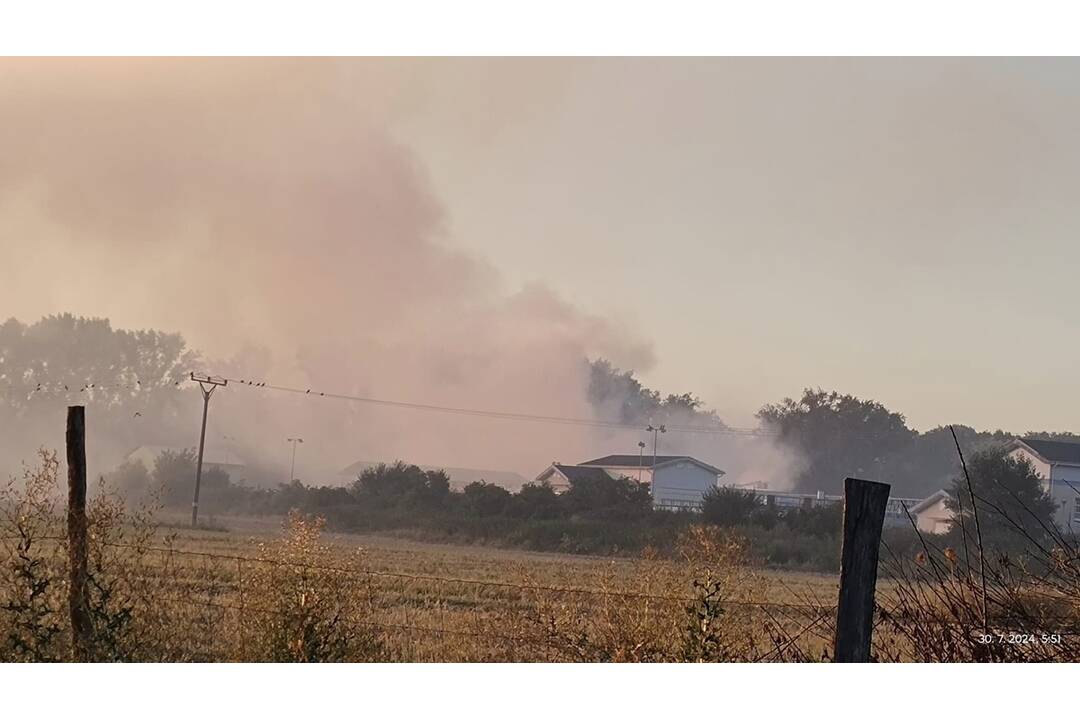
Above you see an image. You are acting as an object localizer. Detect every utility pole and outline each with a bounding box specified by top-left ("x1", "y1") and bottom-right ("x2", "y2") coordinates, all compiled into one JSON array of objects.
[
  {"x1": 645, "y1": 423, "x2": 666, "y2": 500},
  {"x1": 287, "y1": 437, "x2": 304, "y2": 482},
  {"x1": 190, "y1": 372, "x2": 227, "y2": 527},
  {"x1": 637, "y1": 440, "x2": 646, "y2": 483}
]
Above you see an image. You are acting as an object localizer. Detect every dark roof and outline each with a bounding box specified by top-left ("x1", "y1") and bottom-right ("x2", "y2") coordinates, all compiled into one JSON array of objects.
[
  {"x1": 580, "y1": 454, "x2": 724, "y2": 476},
  {"x1": 552, "y1": 464, "x2": 614, "y2": 484},
  {"x1": 1015, "y1": 438, "x2": 1080, "y2": 465}
]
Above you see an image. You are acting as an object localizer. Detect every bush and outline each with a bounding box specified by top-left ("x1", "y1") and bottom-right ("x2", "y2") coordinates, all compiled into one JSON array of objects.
[
  {"x1": 461, "y1": 481, "x2": 513, "y2": 516},
  {"x1": 701, "y1": 487, "x2": 759, "y2": 527}
]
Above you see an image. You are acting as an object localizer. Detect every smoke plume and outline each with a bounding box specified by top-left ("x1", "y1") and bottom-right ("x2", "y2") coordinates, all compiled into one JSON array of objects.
[{"x1": 0, "y1": 59, "x2": 799, "y2": 489}]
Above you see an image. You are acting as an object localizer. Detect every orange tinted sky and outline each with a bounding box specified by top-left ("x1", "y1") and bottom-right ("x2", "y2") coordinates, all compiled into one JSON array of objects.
[{"x1": 3, "y1": 58, "x2": 1078, "y2": 433}]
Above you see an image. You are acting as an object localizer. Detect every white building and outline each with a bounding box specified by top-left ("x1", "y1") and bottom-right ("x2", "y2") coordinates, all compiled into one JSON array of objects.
[
  {"x1": 535, "y1": 454, "x2": 725, "y2": 510},
  {"x1": 906, "y1": 490, "x2": 953, "y2": 535},
  {"x1": 1007, "y1": 438, "x2": 1080, "y2": 531}
]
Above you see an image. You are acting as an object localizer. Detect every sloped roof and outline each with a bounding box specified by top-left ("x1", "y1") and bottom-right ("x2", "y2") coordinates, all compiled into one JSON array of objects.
[
  {"x1": 1013, "y1": 438, "x2": 1080, "y2": 466},
  {"x1": 551, "y1": 463, "x2": 614, "y2": 484},
  {"x1": 909, "y1": 489, "x2": 953, "y2": 516},
  {"x1": 580, "y1": 454, "x2": 725, "y2": 476}
]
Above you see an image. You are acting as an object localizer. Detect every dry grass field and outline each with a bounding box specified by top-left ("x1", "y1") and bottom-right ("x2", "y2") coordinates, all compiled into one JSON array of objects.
[
  {"x1": 2, "y1": 455, "x2": 1076, "y2": 662},
  {"x1": 84, "y1": 510, "x2": 842, "y2": 662}
]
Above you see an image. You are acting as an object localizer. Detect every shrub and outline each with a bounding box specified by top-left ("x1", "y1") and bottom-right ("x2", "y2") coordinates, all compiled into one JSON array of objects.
[
  {"x1": 701, "y1": 486, "x2": 759, "y2": 527},
  {"x1": 238, "y1": 512, "x2": 384, "y2": 662}
]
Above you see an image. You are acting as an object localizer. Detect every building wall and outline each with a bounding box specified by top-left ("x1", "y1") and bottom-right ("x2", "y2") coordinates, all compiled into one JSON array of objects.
[
  {"x1": 1008, "y1": 447, "x2": 1052, "y2": 484},
  {"x1": 1009, "y1": 447, "x2": 1080, "y2": 529},
  {"x1": 651, "y1": 461, "x2": 719, "y2": 510},
  {"x1": 1049, "y1": 464, "x2": 1080, "y2": 531},
  {"x1": 915, "y1": 497, "x2": 951, "y2": 535},
  {"x1": 590, "y1": 462, "x2": 718, "y2": 509}
]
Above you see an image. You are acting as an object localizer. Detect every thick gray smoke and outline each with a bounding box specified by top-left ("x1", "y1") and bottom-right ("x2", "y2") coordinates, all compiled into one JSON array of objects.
[{"x1": 0, "y1": 59, "x2": 800, "y2": 489}]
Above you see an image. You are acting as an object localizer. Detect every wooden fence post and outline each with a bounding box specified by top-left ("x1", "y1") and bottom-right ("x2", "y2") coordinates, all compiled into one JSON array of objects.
[
  {"x1": 833, "y1": 476, "x2": 890, "y2": 663},
  {"x1": 66, "y1": 405, "x2": 92, "y2": 662}
]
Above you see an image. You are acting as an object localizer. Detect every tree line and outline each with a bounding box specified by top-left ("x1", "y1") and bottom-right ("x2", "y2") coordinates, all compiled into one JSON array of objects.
[
  {"x1": 4, "y1": 313, "x2": 1079, "y2": 500},
  {"x1": 111, "y1": 440, "x2": 1061, "y2": 570}
]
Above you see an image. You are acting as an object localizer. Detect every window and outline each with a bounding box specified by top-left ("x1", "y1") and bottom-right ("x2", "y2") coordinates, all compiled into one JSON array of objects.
[{"x1": 1073, "y1": 498, "x2": 1080, "y2": 525}]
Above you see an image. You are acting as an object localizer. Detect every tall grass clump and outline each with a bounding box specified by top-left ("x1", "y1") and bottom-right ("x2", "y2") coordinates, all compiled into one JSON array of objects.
[{"x1": 237, "y1": 511, "x2": 385, "y2": 662}]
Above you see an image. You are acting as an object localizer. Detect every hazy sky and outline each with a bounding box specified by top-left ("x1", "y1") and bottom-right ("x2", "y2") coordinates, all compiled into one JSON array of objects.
[
  {"x1": 384, "y1": 58, "x2": 1080, "y2": 431},
  {"x1": 3, "y1": 58, "x2": 1079, "y2": 437}
]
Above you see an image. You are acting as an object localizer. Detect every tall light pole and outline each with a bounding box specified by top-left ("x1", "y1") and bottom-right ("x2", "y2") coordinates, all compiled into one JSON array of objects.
[
  {"x1": 287, "y1": 437, "x2": 304, "y2": 482},
  {"x1": 190, "y1": 373, "x2": 227, "y2": 527},
  {"x1": 637, "y1": 441, "x2": 646, "y2": 483},
  {"x1": 646, "y1": 423, "x2": 666, "y2": 500}
]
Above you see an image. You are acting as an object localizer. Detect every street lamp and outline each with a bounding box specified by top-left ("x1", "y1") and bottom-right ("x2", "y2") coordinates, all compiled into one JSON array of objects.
[
  {"x1": 287, "y1": 437, "x2": 304, "y2": 482},
  {"x1": 646, "y1": 423, "x2": 666, "y2": 499},
  {"x1": 637, "y1": 441, "x2": 646, "y2": 483}
]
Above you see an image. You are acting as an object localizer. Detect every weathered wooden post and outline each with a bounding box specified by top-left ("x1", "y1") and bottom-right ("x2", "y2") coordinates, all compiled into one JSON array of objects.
[
  {"x1": 66, "y1": 405, "x2": 92, "y2": 661},
  {"x1": 833, "y1": 476, "x2": 890, "y2": 663}
]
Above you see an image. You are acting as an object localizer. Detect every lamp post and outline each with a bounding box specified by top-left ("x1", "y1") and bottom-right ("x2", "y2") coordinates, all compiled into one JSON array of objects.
[
  {"x1": 287, "y1": 437, "x2": 304, "y2": 482},
  {"x1": 646, "y1": 423, "x2": 666, "y2": 500},
  {"x1": 637, "y1": 440, "x2": 646, "y2": 483}
]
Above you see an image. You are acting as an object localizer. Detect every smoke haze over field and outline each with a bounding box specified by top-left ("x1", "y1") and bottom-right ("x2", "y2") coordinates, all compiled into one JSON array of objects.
[{"x1": 0, "y1": 58, "x2": 802, "y2": 487}]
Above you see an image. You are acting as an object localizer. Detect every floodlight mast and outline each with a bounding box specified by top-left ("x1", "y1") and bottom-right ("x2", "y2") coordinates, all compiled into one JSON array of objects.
[{"x1": 189, "y1": 372, "x2": 227, "y2": 527}]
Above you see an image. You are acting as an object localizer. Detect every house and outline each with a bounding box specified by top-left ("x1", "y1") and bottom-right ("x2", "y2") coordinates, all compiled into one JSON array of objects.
[
  {"x1": 535, "y1": 454, "x2": 726, "y2": 510},
  {"x1": 533, "y1": 463, "x2": 613, "y2": 494},
  {"x1": 339, "y1": 460, "x2": 528, "y2": 492},
  {"x1": 1007, "y1": 438, "x2": 1080, "y2": 530},
  {"x1": 123, "y1": 444, "x2": 247, "y2": 479},
  {"x1": 907, "y1": 490, "x2": 953, "y2": 535}
]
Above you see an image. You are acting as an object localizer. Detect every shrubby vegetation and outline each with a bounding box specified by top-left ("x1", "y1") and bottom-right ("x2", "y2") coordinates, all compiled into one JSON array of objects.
[
  {"x1": 106, "y1": 440, "x2": 1064, "y2": 573},
  {"x1": 111, "y1": 453, "x2": 854, "y2": 568}
]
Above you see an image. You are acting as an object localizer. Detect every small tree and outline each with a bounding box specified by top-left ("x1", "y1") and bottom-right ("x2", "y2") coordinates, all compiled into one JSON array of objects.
[
  {"x1": 701, "y1": 487, "x2": 759, "y2": 527},
  {"x1": 562, "y1": 472, "x2": 651, "y2": 516},
  {"x1": 152, "y1": 449, "x2": 197, "y2": 507},
  {"x1": 947, "y1": 447, "x2": 1057, "y2": 553},
  {"x1": 461, "y1": 481, "x2": 512, "y2": 516},
  {"x1": 110, "y1": 459, "x2": 153, "y2": 502},
  {"x1": 350, "y1": 461, "x2": 450, "y2": 511},
  {"x1": 507, "y1": 481, "x2": 562, "y2": 520}
]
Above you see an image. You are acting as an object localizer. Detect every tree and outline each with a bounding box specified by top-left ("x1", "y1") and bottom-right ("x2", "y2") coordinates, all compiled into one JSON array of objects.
[
  {"x1": 0, "y1": 314, "x2": 200, "y2": 472},
  {"x1": 151, "y1": 448, "x2": 232, "y2": 510},
  {"x1": 461, "y1": 482, "x2": 512, "y2": 516},
  {"x1": 701, "y1": 487, "x2": 759, "y2": 527},
  {"x1": 757, "y1": 388, "x2": 915, "y2": 492},
  {"x1": 109, "y1": 459, "x2": 153, "y2": 501},
  {"x1": 350, "y1": 461, "x2": 451, "y2": 510},
  {"x1": 561, "y1": 471, "x2": 651, "y2": 516},
  {"x1": 507, "y1": 481, "x2": 562, "y2": 520},
  {"x1": 946, "y1": 447, "x2": 1057, "y2": 552},
  {"x1": 586, "y1": 358, "x2": 724, "y2": 428}
]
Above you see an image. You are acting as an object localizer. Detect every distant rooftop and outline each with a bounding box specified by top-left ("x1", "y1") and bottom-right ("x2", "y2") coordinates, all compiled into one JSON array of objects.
[
  {"x1": 1015, "y1": 437, "x2": 1080, "y2": 465},
  {"x1": 550, "y1": 463, "x2": 614, "y2": 485},
  {"x1": 581, "y1": 454, "x2": 725, "y2": 476}
]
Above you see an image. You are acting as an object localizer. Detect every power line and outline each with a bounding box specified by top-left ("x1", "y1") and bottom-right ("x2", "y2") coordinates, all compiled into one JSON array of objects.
[{"x1": 217, "y1": 375, "x2": 780, "y2": 438}]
